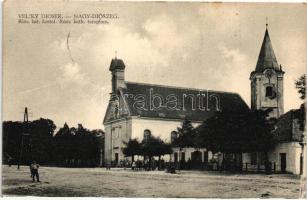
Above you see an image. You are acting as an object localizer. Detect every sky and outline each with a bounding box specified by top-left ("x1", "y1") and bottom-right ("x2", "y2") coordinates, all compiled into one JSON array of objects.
[{"x1": 3, "y1": 1, "x2": 307, "y2": 130}]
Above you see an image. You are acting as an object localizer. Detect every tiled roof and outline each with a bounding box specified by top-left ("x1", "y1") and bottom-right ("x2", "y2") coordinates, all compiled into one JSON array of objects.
[
  {"x1": 120, "y1": 82, "x2": 250, "y2": 122},
  {"x1": 255, "y1": 29, "x2": 281, "y2": 73},
  {"x1": 273, "y1": 107, "x2": 304, "y2": 142}
]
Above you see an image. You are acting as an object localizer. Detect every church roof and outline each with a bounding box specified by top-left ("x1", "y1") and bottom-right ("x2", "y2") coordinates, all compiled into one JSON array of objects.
[
  {"x1": 109, "y1": 58, "x2": 126, "y2": 71},
  {"x1": 255, "y1": 28, "x2": 280, "y2": 73},
  {"x1": 120, "y1": 82, "x2": 249, "y2": 122}
]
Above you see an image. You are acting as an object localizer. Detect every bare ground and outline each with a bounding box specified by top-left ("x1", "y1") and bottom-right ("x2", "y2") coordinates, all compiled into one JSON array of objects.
[{"x1": 1, "y1": 165, "x2": 302, "y2": 198}]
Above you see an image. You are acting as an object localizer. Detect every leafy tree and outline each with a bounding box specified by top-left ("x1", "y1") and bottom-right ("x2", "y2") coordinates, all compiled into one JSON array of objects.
[
  {"x1": 29, "y1": 118, "x2": 56, "y2": 165},
  {"x1": 295, "y1": 74, "x2": 306, "y2": 100},
  {"x1": 2, "y1": 121, "x2": 23, "y2": 164},
  {"x1": 196, "y1": 109, "x2": 275, "y2": 172},
  {"x1": 196, "y1": 110, "x2": 275, "y2": 154},
  {"x1": 91, "y1": 129, "x2": 105, "y2": 165},
  {"x1": 74, "y1": 125, "x2": 103, "y2": 167},
  {"x1": 2, "y1": 118, "x2": 56, "y2": 166},
  {"x1": 54, "y1": 124, "x2": 103, "y2": 167},
  {"x1": 296, "y1": 104, "x2": 306, "y2": 132},
  {"x1": 122, "y1": 138, "x2": 141, "y2": 161},
  {"x1": 156, "y1": 142, "x2": 172, "y2": 161},
  {"x1": 53, "y1": 123, "x2": 74, "y2": 166},
  {"x1": 294, "y1": 75, "x2": 306, "y2": 131},
  {"x1": 3, "y1": 119, "x2": 104, "y2": 167},
  {"x1": 141, "y1": 135, "x2": 172, "y2": 161},
  {"x1": 173, "y1": 119, "x2": 195, "y2": 148}
]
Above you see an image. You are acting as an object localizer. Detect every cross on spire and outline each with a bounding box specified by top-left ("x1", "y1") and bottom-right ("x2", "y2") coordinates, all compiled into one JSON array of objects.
[{"x1": 266, "y1": 17, "x2": 268, "y2": 29}]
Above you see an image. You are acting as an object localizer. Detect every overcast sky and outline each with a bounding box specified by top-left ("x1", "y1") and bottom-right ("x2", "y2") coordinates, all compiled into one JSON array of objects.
[{"x1": 3, "y1": 1, "x2": 307, "y2": 129}]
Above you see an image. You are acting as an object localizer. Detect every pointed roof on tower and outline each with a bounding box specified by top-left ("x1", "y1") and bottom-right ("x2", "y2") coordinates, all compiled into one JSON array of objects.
[{"x1": 254, "y1": 26, "x2": 280, "y2": 73}]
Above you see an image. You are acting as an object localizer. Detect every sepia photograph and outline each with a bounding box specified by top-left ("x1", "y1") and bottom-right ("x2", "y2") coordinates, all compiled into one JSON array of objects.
[{"x1": 2, "y1": 1, "x2": 307, "y2": 198}]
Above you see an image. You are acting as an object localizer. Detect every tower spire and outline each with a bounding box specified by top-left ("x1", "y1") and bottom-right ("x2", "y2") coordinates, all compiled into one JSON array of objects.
[
  {"x1": 250, "y1": 25, "x2": 284, "y2": 118},
  {"x1": 266, "y1": 17, "x2": 268, "y2": 29},
  {"x1": 254, "y1": 24, "x2": 280, "y2": 73}
]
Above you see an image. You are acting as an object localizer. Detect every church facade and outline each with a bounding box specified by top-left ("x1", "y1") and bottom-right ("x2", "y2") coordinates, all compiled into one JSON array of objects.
[
  {"x1": 103, "y1": 62, "x2": 248, "y2": 164},
  {"x1": 103, "y1": 26, "x2": 304, "y2": 174}
]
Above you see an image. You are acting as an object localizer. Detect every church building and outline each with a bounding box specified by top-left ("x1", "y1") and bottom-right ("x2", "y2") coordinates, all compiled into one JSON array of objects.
[
  {"x1": 242, "y1": 25, "x2": 304, "y2": 174},
  {"x1": 103, "y1": 25, "x2": 304, "y2": 174}
]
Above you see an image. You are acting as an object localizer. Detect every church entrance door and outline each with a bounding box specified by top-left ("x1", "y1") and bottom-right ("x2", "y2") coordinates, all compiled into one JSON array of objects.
[
  {"x1": 191, "y1": 151, "x2": 202, "y2": 169},
  {"x1": 114, "y1": 153, "x2": 119, "y2": 166}
]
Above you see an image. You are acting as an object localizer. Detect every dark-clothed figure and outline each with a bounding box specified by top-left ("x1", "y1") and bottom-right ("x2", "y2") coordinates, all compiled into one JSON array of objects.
[
  {"x1": 30, "y1": 161, "x2": 40, "y2": 182},
  {"x1": 8, "y1": 157, "x2": 12, "y2": 167}
]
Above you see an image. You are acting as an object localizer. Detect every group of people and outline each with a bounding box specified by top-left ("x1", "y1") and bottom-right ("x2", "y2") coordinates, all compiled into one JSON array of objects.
[{"x1": 131, "y1": 159, "x2": 166, "y2": 171}]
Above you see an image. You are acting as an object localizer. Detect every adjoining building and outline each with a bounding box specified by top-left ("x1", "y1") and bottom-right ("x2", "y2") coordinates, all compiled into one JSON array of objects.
[{"x1": 103, "y1": 25, "x2": 305, "y2": 174}]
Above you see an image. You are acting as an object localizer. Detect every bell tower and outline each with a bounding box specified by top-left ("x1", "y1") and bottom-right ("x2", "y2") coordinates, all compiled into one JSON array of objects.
[
  {"x1": 250, "y1": 24, "x2": 285, "y2": 118},
  {"x1": 109, "y1": 57, "x2": 126, "y2": 95}
]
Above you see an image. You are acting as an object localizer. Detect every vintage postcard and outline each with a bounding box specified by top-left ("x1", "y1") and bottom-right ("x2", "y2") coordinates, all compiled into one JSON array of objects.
[{"x1": 2, "y1": 0, "x2": 307, "y2": 198}]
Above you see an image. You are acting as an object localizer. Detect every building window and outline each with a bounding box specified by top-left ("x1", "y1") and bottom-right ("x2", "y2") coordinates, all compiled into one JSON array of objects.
[
  {"x1": 174, "y1": 152, "x2": 178, "y2": 163},
  {"x1": 114, "y1": 153, "x2": 119, "y2": 164},
  {"x1": 260, "y1": 152, "x2": 266, "y2": 165},
  {"x1": 143, "y1": 129, "x2": 151, "y2": 142},
  {"x1": 181, "y1": 152, "x2": 185, "y2": 161},
  {"x1": 265, "y1": 86, "x2": 273, "y2": 97}
]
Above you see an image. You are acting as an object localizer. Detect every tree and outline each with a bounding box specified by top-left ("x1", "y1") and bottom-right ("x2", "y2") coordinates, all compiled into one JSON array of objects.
[
  {"x1": 195, "y1": 110, "x2": 276, "y2": 172},
  {"x1": 295, "y1": 75, "x2": 307, "y2": 177},
  {"x1": 295, "y1": 74, "x2": 306, "y2": 100},
  {"x1": 91, "y1": 129, "x2": 105, "y2": 166},
  {"x1": 294, "y1": 75, "x2": 306, "y2": 131},
  {"x1": 3, "y1": 119, "x2": 104, "y2": 167},
  {"x1": 122, "y1": 138, "x2": 141, "y2": 161},
  {"x1": 53, "y1": 123, "x2": 74, "y2": 166},
  {"x1": 53, "y1": 123, "x2": 104, "y2": 167},
  {"x1": 196, "y1": 110, "x2": 275, "y2": 153},
  {"x1": 173, "y1": 119, "x2": 195, "y2": 148},
  {"x1": 29, "y1": 118, "x2": 56, "y2": 165},
  {"x1": 2, "y1": 121, "x2": 23, "y2": 164},
  {"x1": 71, "y1": 124, "x2": 103, "y2": 167},
  {"x1": 141, "y1": 135, "x2": 172, "y2": 161},
  {"x1": 2, "y1": 118, "x2": 56, "y2": 166}
]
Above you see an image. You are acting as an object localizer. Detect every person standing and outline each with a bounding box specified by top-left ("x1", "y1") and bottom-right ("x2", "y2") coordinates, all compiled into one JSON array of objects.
[
  {"x1": 131, "y1": 161, "x2": 136, "y2": 170},
  {"x1": 30, "y1": 161, "x2": 40, "y2": 182}
]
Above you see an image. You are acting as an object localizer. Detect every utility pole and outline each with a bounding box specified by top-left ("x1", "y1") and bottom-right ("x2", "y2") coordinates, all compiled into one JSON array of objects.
[{"x1": 17, "y1": 107, "x2": 30, "y2": 170}]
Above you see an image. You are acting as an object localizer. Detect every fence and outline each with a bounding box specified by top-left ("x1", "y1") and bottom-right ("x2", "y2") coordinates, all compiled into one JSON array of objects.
[
  {"x1": 165, "y1": 161, "x2": 278, "y2": 173},
  {"x1": 107, "y1": 160, "x2": 279, "y2": 174},
  {"x1": 243, "y1": 162, "x2": 277, "y2": 173}
]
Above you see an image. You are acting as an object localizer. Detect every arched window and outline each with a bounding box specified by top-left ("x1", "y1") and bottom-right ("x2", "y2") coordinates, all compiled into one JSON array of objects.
[
  {"x1": 170, "y1": 131, "x2": 178, "y2": 144},
  {"x1": 143, "y1": 129, "x2": 151, "y2": 141},
  {"x1": 265, "y1": 86, "x2": 273, "y2": 97}
]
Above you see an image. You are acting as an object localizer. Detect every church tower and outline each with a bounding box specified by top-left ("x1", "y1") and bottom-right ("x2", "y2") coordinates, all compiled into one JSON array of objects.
[
  {"x1": 109, "y1": 57, "x2": 126, "y2": 95},
  {"x1": 250, "y1": 24, "x2": 285, "y2": 118}
]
